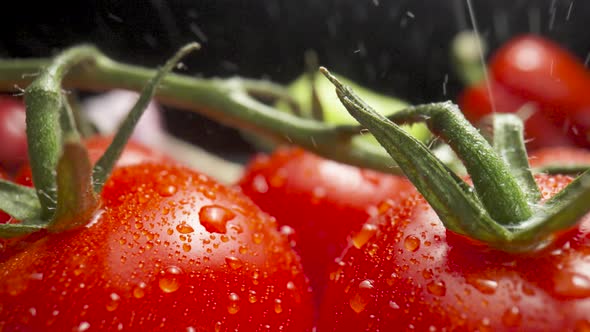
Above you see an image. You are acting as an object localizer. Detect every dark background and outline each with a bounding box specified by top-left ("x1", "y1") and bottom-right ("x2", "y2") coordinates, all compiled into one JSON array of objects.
[{"x1": 1, "y1": 0, "x2": 588, "y2": 155}]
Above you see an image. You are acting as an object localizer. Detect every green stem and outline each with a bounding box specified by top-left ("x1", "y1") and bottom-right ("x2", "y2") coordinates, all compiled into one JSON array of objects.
[
  {"x1": 320, "y1": 67, "x2": 509, "y2": 242},
  {"x1": 367, "y1": 102, "x2": 532, "y2": 225},
  {"x1": 488, "y1": 114, "x2": 541, "y2": 203},
  {"x1": 24, "y1": 45, "x2": 98, "y2": 219},
  {"x1": 93, "y1": 42, "x2": 200, "y2": 192},
  {"x1": 0, "y1": 53, "x2": 400, "y2": 175}
]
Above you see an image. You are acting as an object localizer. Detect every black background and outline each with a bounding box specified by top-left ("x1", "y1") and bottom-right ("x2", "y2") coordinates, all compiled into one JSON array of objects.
[{"x1": 1, "y1": 0, "x2": 588, "y2": 155}]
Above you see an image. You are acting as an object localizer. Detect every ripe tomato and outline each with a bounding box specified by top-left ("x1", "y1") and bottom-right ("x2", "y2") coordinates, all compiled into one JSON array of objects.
[
  {"x1": 238, "y1": 146, "x2": 414, "y2": 302},
  {"x1": 0, "y1": 96, "x2": 27, "y2": 170},
  {"x1": 319, "y1": 173, "x2": 590, "y2": 331},
  {"x1": 0, "y1": 163, "x2": 314, "y2": 331}
]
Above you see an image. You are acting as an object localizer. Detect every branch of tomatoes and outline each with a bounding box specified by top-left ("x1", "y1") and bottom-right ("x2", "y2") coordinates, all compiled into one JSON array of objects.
[{"x1": 456, "y1": 32, "x2": 590, "y2": 151}]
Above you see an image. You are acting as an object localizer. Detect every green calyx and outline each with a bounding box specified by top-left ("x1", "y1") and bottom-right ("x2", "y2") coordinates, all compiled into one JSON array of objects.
[
  {"x1": 0, "y1": 43, "x2": 200, "y2": 238},
  {"x1": 320, "y1": 67, "x2": 590, "y2": 252}
]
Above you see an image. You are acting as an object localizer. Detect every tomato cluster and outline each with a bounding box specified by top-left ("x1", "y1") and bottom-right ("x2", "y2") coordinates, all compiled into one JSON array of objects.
[{"x1": 1, "y1": 35, "x2": 590, "y2": 332}]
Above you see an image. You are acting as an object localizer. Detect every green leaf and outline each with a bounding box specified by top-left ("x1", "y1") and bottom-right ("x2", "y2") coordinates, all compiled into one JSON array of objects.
[
  {"x1": 0, "y1": 180, "x2": 42, "y2": 221},
  {"x1": 0, "y1": 223, "x2": 45, "y2": 239}
]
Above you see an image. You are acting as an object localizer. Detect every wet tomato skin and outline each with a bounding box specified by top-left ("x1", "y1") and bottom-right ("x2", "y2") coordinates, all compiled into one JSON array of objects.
[
  {"x1": 319, "y1": 174, "x2": 590, "y2": 331},
  {"x1": 238, "y1": 146, "x2": 414, "y2": 301},
  {"x1": 0, "y1": 96, "x2": 27, "y2": 170},
  {"x1": 0, "y1": 163, "x2": 314, "y2": 331}
]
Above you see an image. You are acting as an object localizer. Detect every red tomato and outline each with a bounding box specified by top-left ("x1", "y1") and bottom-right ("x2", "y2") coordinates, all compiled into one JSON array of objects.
[
  {"x1": 14, "y1": 135, "x2": 172, "y2": 187},
  {"x1": 529, "y1": 146, "x2": 590, "y2": 169},
  {"x1": 319, "y1": 173, "x2": 590, "y2": 331},
  {"x1": 0, "y1": 163, "x2": 314, "y2": 331},
  {"x1": 459, "y1": 35, "x2": 590, "y2": 150},
  {"x1": 238, "y1": 146, "x2": 414, "y2": 303},
  {"x1": 0, "y1": 96, "x2": 27, "y2": 169}
]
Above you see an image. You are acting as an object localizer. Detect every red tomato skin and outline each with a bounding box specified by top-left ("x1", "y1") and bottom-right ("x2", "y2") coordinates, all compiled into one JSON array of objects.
[
  {"x1": 319, "y1": 174, "x2": 590, "y2": 331},
  {"x1": 0, "y1": 163, "x2": 314, "y2": 331},
  {"x1": 0, "y1": 96, "x2": 27, "y2": 170},
  {"x1": 238, "y1": 146, "x2": 414, "y2": 301}
]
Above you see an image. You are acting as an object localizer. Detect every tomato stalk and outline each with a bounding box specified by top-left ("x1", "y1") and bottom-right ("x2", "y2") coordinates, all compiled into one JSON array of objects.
[
  {"x1": 321, "y1": 67, "x2": 590, "y2": 252},
  {"x1": 0, "y1": 43, "x2": 200, "y2": 238},
  {"x1": 0, "y1": 51, "x2": 406, "y2": 174}
]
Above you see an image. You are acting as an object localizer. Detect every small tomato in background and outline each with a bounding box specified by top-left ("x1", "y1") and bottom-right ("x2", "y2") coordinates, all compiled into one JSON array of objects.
[
  {"x1": 0, "y1": 96, "x2": 27, "y2": 170},
  {"x1": 459, "y1": 34, "x2": 590, "y2": 150}
]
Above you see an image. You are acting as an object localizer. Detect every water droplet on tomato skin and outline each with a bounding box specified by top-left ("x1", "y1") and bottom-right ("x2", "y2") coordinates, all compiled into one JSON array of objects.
[
  {"x1": 349, "y1": 279, "x2": 375, "y2": 313},
  {"x1": 225, "y1": 256, "x2": 244, "y2": 270},
  {"x1": 133, "y1": 282, "x2": 147, "y2": 298},
  {"x1": 158, "y1": 266, "x2": 183, "y2": 293},
  {"x1": 105, "y1": 292, "x2": 121, "y2": 312},
  {"x1": 404, "y1": 235, "x2": 420, "y2": 252},
  {"x1": 157, "y1": 184, "x2": 177, "y2": 197},
  {"x1": 466, "y1": 277, "x2": 498, "y2": 295},
  {"x1": 426, "y1": 280, "x2": 446, "y2": 296},
  {"x1": 199, "y1": 205, "x2": 236, "y2": 234},
  {"x1": 227, "y1": 292, "x2": 241, "y2": 314},
  {"x1": 501, "y1": 305, "x2": 522, "y2": 327},
  {"x1": 176, "y1": 222, "x2": 195, "y2": 234},
  {"x1": 352, "y1": 224, "x2": 378, "y2": 249},
  {"x1": 274, "y1": 298, "x2": 283, "y2": 314}
]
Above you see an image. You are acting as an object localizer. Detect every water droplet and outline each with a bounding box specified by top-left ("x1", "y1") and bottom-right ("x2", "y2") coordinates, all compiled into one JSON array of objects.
[
  {"x1": 349, "y1": 279, "x2": 374, "y2": 313},
  {"x1": 199, "y1": 205, "x2": 236, "y2": 234},
  {"x1": 352, "y1": 224, "x2": 378, "y2": 249},
  {"x1": 389, "y1": 301, "x2": 400, "y2": 309},
  {"x1": 214, "y1": 321, "x2": 223, "y2": 332},
  {"x1": 182, "y1": 243, "x2": 192, "y2": 252},
  {"x1": 248, "y1": 290, "x2": 258, "y2": 303},
  {"x1": 133, "y1": 282, "x2": 147, "y2": 298},
  {"x1": 76, "y1": 322, "x2": 91, "y2": 332},
  {"x1": 467, "y1": 277, "x2": 498, "y2": 294},
  {"x1": 159, "y1": 266, "x2": 183, "y2": 293},
  {"x1": 176, "y1": 223, "x2": 195, "y2": 234},
  {"x1": 227, "y1": 292, "x2": 240, "y2": 314},
  {"x1": 157, "y1": 184, "x2": 177, "y2": 197},
  {"x1": 252, "y1": 175, "x2": 269, "y2": 193},
  {"x1": 225, "y1": 256, "x2": 244, "y2": 270},
  {"x1": 386, "y1": 272, "x2": 400, "y2": 286},
  {"x1": 106, "y1": 293, "x2": 120, "y2": 312},
  {"x1": 252, "y1": 233, "x2": 264, "y2": 244},
  {"x1": 404, "y1": 235, "x2": 420, "y2": 252},
  {"x1": 426, "y1": 280, "x2": 446, "y2": 296},
  {"x1": 274, "y1": 298, "x2": 283, "y2": 314},
  {"x1": 501, "y1": 306, "x2": 522, "y2": 327}
]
